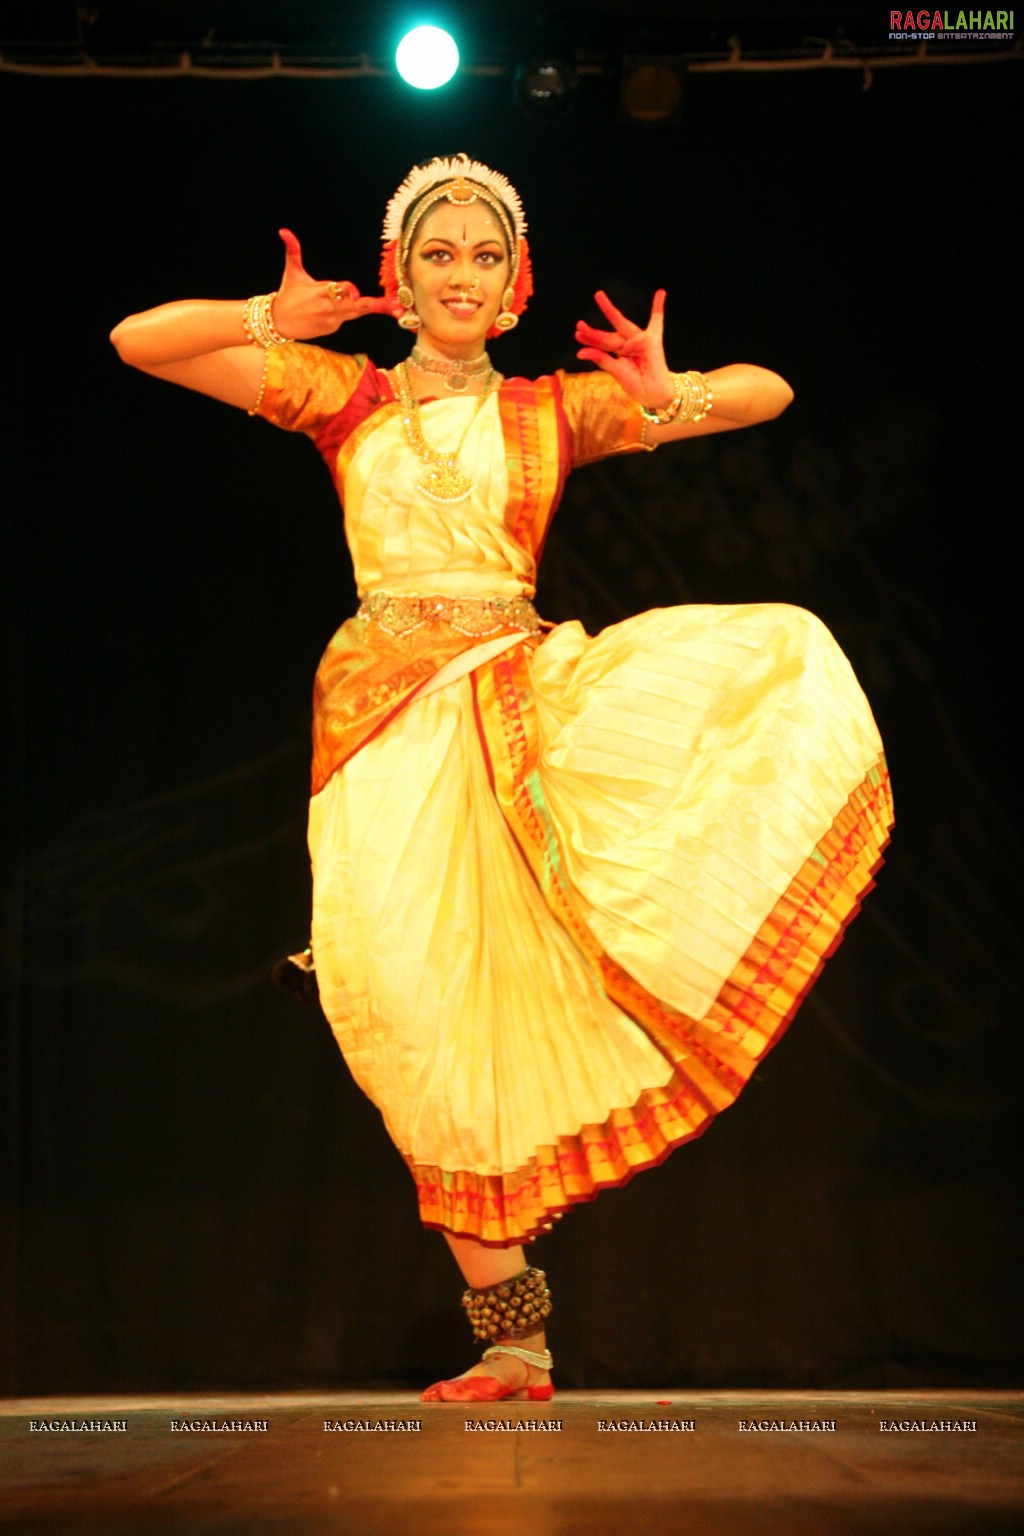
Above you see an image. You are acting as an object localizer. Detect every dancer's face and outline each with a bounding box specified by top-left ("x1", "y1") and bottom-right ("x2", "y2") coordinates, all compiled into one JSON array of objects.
[{"x1": 407, "y1": 199, "x2": 510, "y2": 352}]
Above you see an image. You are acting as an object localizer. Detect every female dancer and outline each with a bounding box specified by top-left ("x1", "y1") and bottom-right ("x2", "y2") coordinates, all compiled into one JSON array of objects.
[{"x1": 111, "y1": 154, "x2": 892, "y2": 1404}]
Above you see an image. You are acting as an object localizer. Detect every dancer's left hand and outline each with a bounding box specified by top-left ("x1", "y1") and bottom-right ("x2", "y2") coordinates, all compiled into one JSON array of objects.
[{"x1": 574, "y1": 289, "x2": 675, "y2": 407}]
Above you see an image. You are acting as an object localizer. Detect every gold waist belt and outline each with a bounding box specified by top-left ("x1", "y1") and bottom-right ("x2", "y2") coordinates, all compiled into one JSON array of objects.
[{"x1": 357, "y1": 592, "x2": 542, "y2": 639}]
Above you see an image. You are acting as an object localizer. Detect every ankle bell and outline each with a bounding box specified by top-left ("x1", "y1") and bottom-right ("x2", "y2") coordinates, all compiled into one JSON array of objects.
[{"x1": 460, "y1": 1265, "x2": 553, "y2": 1344}]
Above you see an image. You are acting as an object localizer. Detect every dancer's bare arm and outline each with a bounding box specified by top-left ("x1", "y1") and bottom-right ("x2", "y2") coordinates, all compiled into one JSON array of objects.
[
  {"x1": 110, "y1": 230, "x2": 401, "y2": 410},
  {"x1": 575, "y1": 289, "x2": 793, "y2": 441}
]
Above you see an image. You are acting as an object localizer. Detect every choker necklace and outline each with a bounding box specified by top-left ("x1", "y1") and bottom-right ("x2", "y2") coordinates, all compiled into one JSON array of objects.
[
  {"x1": 394, "y1": 361, "x2": 496, "y2": 504},
  {"x1": 409, "y1": 345, "x2": 492, "y2": 393}
]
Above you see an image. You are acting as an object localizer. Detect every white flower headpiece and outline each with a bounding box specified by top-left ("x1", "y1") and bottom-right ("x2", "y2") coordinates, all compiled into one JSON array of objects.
[{"x1": 382, "y1": 153, "x2": 527, "y2": 249}]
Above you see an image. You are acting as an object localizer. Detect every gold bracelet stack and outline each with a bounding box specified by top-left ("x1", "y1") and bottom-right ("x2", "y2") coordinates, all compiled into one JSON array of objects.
[
  {"x1": 640, "y1": 370, "x2": 713, "y2": 426},
  {"x1": 461, "y1": 1266, "x2": 553, "y2": 1343},
  {"x1": 242, "y1": 291, "x2": 292, "y2": 348}
]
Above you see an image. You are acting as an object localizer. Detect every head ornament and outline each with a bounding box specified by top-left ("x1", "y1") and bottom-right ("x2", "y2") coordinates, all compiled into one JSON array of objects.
[{"x1": 379, "y1": 152, "x2": 533, "y2": 336}]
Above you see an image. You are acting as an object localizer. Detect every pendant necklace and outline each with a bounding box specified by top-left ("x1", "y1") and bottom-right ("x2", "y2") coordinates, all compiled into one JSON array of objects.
[
  {"x1": 409, "y1": 345, "x2": 492, "y2": 393},
  {"x1": 393, "y1": 360, "x2": 497, "y2": 505}
]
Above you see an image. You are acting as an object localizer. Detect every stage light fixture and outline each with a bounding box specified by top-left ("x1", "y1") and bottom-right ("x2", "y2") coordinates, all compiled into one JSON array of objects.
[
  {"x1": 514, "y1": 58, "x2": 577, "y2": 120},
  {"x1": 620, "y1": 57, "x2": 685, "y2": 124},
  {"x1": 395, "y1": 25, "x2": 459, "y2": 90}
]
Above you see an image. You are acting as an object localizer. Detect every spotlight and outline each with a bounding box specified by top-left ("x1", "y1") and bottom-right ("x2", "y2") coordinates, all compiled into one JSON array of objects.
[
  {"x1": 514, "y1": 58, "x2": 577, "y2": 120},
  {"x1": 395, "y1": 25, "x2": 460, "y2": 90},
  {"x1": 620, "y1": 56, "x2": 685, "y2": 124}
]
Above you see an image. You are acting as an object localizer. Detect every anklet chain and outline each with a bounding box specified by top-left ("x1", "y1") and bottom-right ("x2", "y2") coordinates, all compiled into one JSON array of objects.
[{"x1": 483, "y1": 1343, "x2": 553, "y2": 1370}]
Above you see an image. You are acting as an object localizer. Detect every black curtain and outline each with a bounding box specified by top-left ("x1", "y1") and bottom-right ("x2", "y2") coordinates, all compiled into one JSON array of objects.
[{"x1": 2, "y1": 47, "x2": 1020, "y2": 1394}]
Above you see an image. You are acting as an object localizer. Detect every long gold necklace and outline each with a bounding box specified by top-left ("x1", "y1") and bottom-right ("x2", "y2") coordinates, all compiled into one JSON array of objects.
[{"x1": 393, "y1": 360, "x2": 497, "y2": 505}]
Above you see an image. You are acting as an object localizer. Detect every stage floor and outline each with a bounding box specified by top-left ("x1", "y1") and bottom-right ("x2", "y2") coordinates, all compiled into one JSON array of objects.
[{"x1": 1, "y1": 1390, "x2": 1021, "y2": 1534}]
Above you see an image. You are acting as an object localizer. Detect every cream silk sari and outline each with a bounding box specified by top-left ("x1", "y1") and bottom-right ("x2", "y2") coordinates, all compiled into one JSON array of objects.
[{"x1": 257, "y1": 348, "x2": 893, "y2": 1245}]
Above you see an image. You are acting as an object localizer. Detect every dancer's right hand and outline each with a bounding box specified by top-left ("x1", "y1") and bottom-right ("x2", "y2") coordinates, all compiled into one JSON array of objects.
[{"x1": 271, "y1": 228, "x2": 404, "y2": 338}]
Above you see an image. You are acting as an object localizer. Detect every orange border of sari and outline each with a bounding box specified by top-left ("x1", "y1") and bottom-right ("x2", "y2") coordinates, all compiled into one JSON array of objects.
[{"x1": 404, "y1": 644, "x2": 893, "y2": 1245}]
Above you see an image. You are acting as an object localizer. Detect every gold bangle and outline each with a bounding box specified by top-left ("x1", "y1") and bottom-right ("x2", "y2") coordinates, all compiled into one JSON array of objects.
[
  {"x1": 242, "y1": 291, "x2": 291, "y2": 348},
  {"x1": 640, "y1": 375, "x2": 683, "y2": 424},
  {"x1": 641, "y1": 370, "x2": 713, "y2": 426}
]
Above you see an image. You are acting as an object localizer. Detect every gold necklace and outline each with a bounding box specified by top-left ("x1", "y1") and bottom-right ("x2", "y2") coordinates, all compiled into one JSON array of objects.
[
  {"x1": 393, "y1": 361, "x2": 497, "y2": 504},
  {"x1": 409, "y1": 345, "x2": 492, "y2": 393}
]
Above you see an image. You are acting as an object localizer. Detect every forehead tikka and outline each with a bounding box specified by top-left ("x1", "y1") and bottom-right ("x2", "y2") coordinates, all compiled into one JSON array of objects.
[{"x1": 398, "y1": 183, "x2": 516, "y2": 277}]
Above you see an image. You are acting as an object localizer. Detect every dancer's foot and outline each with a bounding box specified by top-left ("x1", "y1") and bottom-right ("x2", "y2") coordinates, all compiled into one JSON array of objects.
[{"x1": 421, "y1": 1343, "x2": 553, "y2": 1403}]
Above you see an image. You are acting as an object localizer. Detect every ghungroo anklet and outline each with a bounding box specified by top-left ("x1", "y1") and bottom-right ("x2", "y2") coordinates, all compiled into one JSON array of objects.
[{"x1": 461, "y1": 1266, "x2": 553, "y2": 1343}]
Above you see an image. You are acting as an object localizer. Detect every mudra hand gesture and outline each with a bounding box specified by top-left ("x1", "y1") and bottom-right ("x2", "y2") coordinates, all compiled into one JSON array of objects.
[
  {"x1": 574, "y1": 288, "x2": 675, "y2": 409},
  {"x1": 272, "y1": 228, "x2": 403, "y2": 339}
]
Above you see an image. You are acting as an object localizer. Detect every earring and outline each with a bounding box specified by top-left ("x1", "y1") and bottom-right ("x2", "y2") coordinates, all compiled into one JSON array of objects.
[
  {"x1": 494, "y1": 284, "x2": 518, "y2": 332},
  {"x1": 395, "y1": 281, "x2": 420, "y2": 329}
]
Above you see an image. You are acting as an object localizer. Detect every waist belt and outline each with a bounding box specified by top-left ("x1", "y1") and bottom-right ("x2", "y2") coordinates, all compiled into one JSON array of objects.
[{"x1": 357, "y1": 592, "x2": 543, "y2": 639}]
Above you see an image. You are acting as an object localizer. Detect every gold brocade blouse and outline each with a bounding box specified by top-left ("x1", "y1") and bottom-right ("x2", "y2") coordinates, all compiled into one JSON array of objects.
[{"x1": 255, "y1": 345, "x2": 649, "y2": 795}]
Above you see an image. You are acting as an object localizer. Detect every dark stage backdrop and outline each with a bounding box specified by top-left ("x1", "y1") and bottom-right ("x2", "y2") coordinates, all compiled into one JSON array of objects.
[{"x1": 2, "y1": 40, "x2": 1020, "y2": 1396}]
